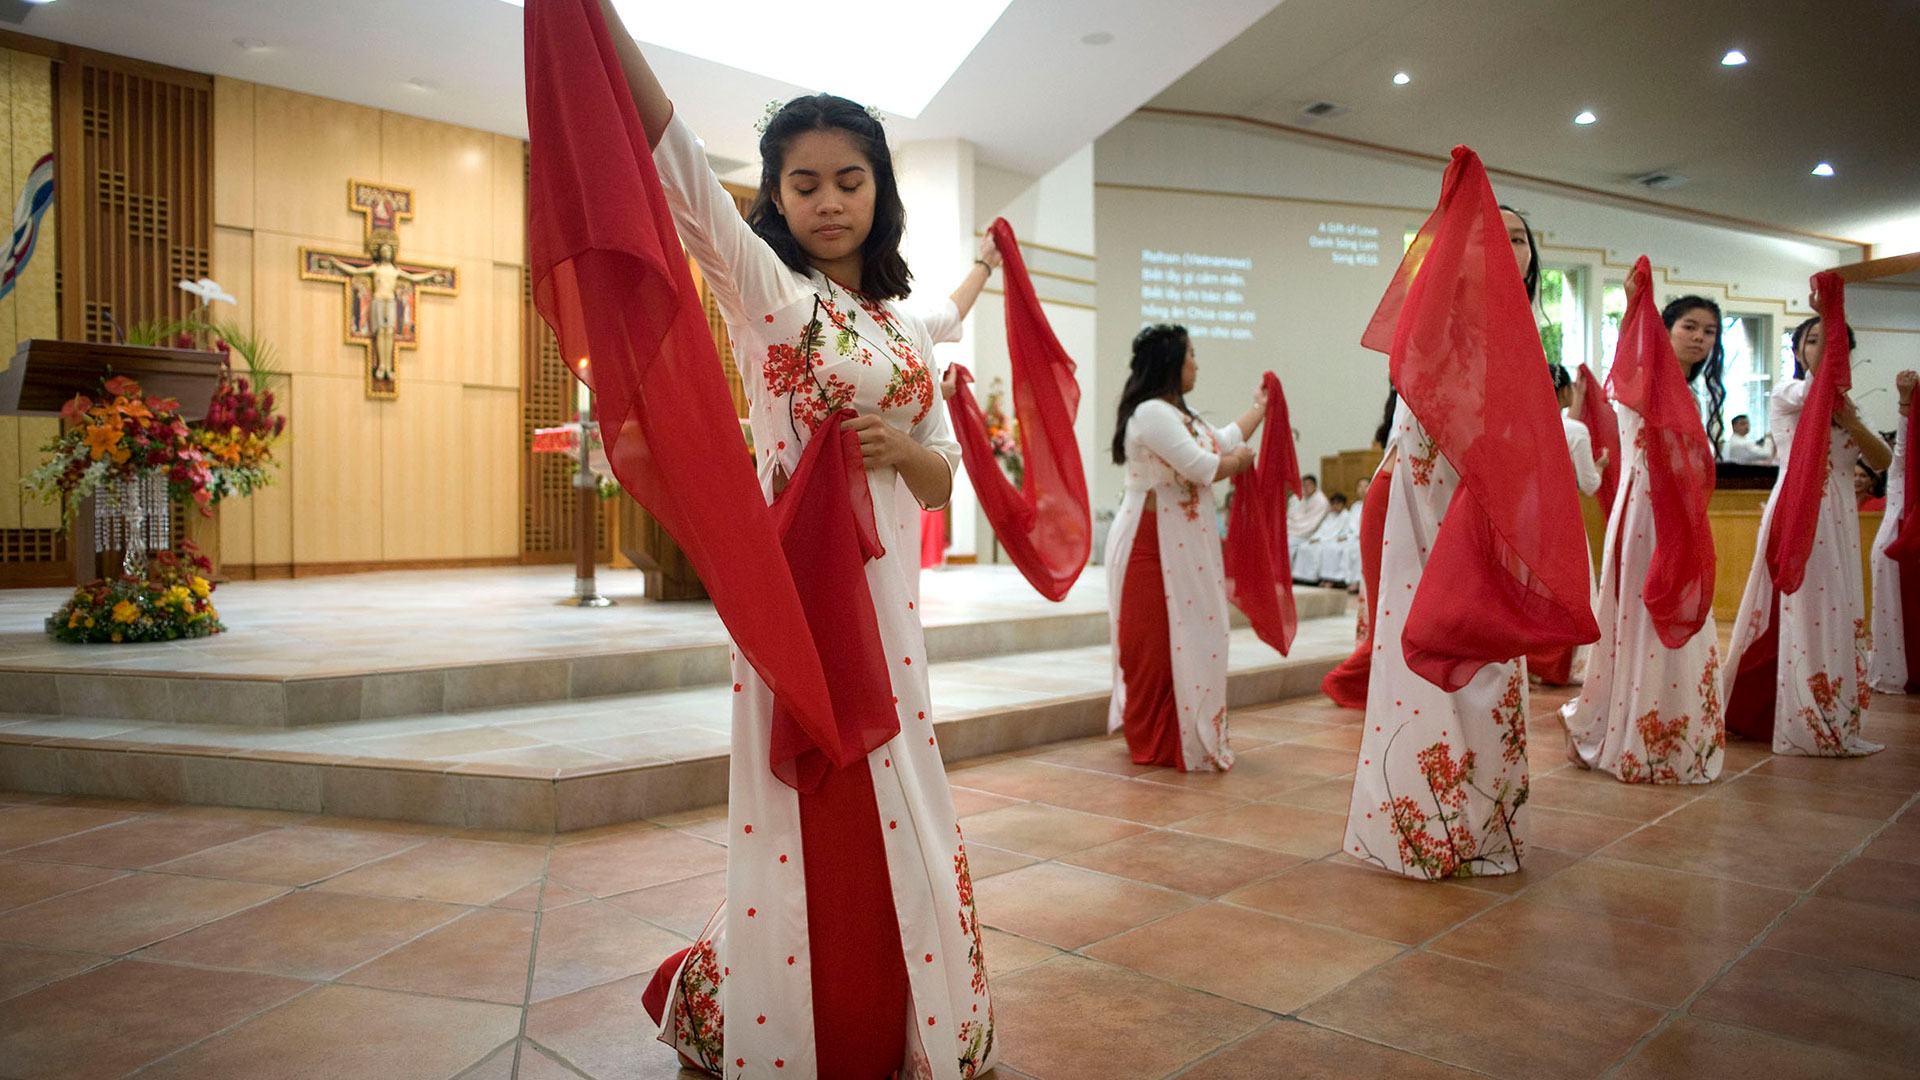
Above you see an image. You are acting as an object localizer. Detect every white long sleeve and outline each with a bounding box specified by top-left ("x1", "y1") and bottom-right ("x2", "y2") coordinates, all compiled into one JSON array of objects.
[{"x1": 1563, "y1": 414, "x2": 1602, "y2": 496}]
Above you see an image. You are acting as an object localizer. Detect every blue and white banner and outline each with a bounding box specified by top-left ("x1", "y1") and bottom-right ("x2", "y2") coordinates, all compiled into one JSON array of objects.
[{"x1": 0, "y1": 152, "x2": 54, "y2": 302}]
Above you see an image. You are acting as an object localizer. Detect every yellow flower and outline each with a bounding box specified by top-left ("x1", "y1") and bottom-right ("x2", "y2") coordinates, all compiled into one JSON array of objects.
[
  {"x1": 190, "y1": 577, "x2": 210, "y2": 598},
  {"x1": 111, "y1": 599, "x2": 139, "y2": 623},
  {"x1": 167, "y1": 585, "x2": 191, "y2": 606},
  {"x1": 67, "y1": 612, "x2": 80, "y2": 628}
]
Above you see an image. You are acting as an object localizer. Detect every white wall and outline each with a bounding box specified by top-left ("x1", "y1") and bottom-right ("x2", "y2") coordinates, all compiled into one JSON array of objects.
[
  {"x1": 897, "y1": 138, "x2": 982, "y2": 554},
  {"x1": 1852, "y1": 286, "x2": 1920, "y2": 426},
  {"x1": 942, "y1": 145, "x2": 1099, "y2": 560},
  {"x1": 1089, "y1": 113, "x2": 1868, "y2": 508}
]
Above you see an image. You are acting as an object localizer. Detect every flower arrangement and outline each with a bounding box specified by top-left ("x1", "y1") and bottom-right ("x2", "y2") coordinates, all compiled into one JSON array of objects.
[
  {"x1": 24, "y1": 376, "x2": 216, "y2": 515},
  {"x1": 982, "y1": 377, "x2": 1023, "y2": 487},
  {"x1": 47, "y1": 544, "x2": 223, "y2": 644},
  {"x1": 192, "y1": 345, "x2": 286, "y2": 503},
  {"x1": 122, "y1": 279, "x2": 287, "y2": 506}
]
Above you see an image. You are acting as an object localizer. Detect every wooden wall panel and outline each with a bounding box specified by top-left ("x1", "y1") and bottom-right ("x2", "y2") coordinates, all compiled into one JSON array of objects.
[
  {"x1": 251, "y1": 87, "x2": 379, "y2": 246},
  {"x1": 288, "y1": 373, "x2": 384, "y2": 564},
  {"x1": 485, "y1": 262, "x2": 522, "y2": 390},
  {"x1": 491, "y1": 135, "x2": 523, "y2": 266},
  {"x1": 211, "y1": 224, "x2": 251, "y2": 334},
  {"x1": 251, "y1": 230, "x2": 366, "y2": 381},
  {"x1": 462, "y1": 386, "x2": 519, "y2": 558},
  {"x1": 390, "y1": 250, "x2": 489, "y2": 387},
  {"x1": 378, "y1": 111, "x2": 493, "y2": 262},
  {"x1": 380, "y1": 380, "x2": 464, "y2": 560},
  {"x1": 197, "y1": 77, "x2": 523, "y2": 576},
  {"x1": 211, "y1": 75, "x2": 252, "y2": 230},
  {"x1": 247, "y1": 448, "x2": 294, "y2": 566},
  {"x1": 217, "y1": 480, "x2": 255, "y2": 566}
]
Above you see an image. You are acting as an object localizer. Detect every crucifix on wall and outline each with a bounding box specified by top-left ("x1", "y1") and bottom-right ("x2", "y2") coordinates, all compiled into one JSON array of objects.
[{"x1": 298, "y1": 180, "x2": 459, "y2": 399}]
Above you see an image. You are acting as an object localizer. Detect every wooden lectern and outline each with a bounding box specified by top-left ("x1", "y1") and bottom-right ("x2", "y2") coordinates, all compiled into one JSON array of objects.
[{"x1": 1, "y1": 340, "x2": 225, "y2": 584}]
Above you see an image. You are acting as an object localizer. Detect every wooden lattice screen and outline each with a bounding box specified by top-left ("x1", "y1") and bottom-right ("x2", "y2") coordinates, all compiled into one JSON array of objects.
[
  {"x1": 517, "y1": 175, "x2": 752, "y2": 562},
  {"x1": 1, "y1": 48, "x2": 211, "y2": 588},
  {"x1": 58, "y1": 53, "x2": 211, "y2": 343}
]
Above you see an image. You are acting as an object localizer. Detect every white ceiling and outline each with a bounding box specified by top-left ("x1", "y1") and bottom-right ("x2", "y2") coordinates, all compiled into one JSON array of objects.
[
  {"x1": 1148, "y1": 0, "x2": 1920, "y2": 251},
  {"x1": 12, "y1": 0, "x2": 1279, "y2": 181}
]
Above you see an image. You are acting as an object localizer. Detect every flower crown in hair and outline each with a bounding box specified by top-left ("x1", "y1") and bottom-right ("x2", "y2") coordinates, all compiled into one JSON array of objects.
[{"x1": 753, "y1": 97, "x2": 886, "y2": 136}]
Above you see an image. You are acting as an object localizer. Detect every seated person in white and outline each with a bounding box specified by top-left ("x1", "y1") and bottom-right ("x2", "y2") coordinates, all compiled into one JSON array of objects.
[
  {"x1": 1293, "y1": 492, "x2": 1356, "y2": 585},
  {"x1": 1286, "y1": 474, "x2": 1330, "y2": 561},
  {"x1": 1724, "y1": 413, "x2": 1775, "y2": 464}
]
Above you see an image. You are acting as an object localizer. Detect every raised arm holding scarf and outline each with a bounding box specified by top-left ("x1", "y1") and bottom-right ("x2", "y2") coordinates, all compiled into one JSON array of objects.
[
  {"x1": 1559, "y1": 256, "x2": 1724, "y2": 784},
  {"x1": 1344, "y1": 146, "x2": 1596, "y2": 880},
  {"x1": 1722, "y1": 272, "x2": 1884, "y2": 757},
  {"x1": 1222, "y1": 371, "x2": 1301, "y2": 655},
  {"x1": 527, "y1": 3, "x2": 1001, "y2": 1075},
  {"x1": 946, "y1": 218, "x2": 1090, "y2": 601}
]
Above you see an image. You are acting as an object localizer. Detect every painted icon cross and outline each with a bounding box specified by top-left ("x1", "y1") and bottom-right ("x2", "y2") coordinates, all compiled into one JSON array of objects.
[{"x1": 299, "y1": 180, "x2": 459, "y2": 400}]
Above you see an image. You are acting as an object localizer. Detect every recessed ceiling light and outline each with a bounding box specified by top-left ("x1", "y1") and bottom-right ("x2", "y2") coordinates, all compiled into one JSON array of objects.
[
  {"x1": 1573, "y1": 110, "x2": 1597, "y2": 126},
  {"x1": 21, "y1": 0, "x2": 59, "y2": 6},
  {"x1": 1081, "y1": 31, "x2": 1114, "y2": 45},
  {"x1": 1392, "y1": 72, "x2": 1411, "y2": 85},
  {"x1": 1721, "y1": 49, "x2": 1747, "y2": 66},
  {"x1": 1811, "y1": 162, "x2": 1835, "y2": 177},
  {"x1": 406, "y1": 77, "x2": 437, "y2": 91},
  {"x1": 233, "y1": 37, "x2": 268, "y2": 51}
]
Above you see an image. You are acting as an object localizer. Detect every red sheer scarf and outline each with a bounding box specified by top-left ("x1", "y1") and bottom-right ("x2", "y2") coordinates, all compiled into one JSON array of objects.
[
  {"x1": 1321, "y1": 468, "x2": 1391, "y2": 709},
  {"x1": 945, "y1": 218, "x2": 1090, "y2": 601},
  {"x1": 525, "y1": 0, "x2": 888, "y2": 791},
  {"x1": 1576, "y1": 364, "x2": 1622, "y2": 518},
  {"x1": 1606, "y1": 256, "x2": 1717, "y2": 647},
  {"x1": 1766, "y1": 272, "x2": 1852, "y2": 596},
  {"x1": 1223, "y1": 371, "x2": 1302, "y2": 654},
  {"x1": 1360, "y1": 146, "x2": 1599, "y2": 691}
]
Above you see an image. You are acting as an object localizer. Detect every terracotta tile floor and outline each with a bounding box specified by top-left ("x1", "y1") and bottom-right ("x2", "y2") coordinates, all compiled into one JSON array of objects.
[{"x1": 0, "y1": 684, "x2": 1915, "y2": 1079}]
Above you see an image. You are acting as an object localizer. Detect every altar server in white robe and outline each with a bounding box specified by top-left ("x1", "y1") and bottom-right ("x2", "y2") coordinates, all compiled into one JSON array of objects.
[{"x1": 1286, "y1": 475, "x2": 1329, "y2": 561}]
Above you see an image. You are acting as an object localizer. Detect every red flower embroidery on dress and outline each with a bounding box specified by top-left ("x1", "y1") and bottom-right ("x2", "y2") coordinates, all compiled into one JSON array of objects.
[
  {"x1": 667, "y1": 937, "x2": 724, "y2": 1071},
  {"x1": 1408, "y1": 435, "x2": 1440, "y2": 487}
]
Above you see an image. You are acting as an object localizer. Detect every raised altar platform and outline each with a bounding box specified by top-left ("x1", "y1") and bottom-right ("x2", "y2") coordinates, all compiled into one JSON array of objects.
[{"x1": 0, "y1": 566, "x2": 1356, "y2": 832}]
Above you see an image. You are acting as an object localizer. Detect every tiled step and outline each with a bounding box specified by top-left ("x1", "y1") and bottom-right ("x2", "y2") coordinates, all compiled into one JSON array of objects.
[
  {"x1": 0, "y1": 568, "x2": 1349, "y2": 729},
  {"x1": 0, "y1": 619, "x2": 1360, "y2": 832}
]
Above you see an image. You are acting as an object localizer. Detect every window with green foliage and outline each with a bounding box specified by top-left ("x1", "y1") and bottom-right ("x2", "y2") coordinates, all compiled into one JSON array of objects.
[
  {"x1": 1538, "y1": 266, "x2": 1584, "y2": 371},
  {"x1": 1599, "y1": 280, "x2": 1627, "y2": 378}
]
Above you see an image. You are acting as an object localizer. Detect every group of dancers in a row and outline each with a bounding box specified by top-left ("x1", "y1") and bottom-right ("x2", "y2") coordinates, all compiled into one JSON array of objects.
[
  {"x1": 531, "y1": 2, "x2": 1889, "y2": 1074},
  {"x1": 1107, "y1": 201, "x2": 1894, "y2": 886}
]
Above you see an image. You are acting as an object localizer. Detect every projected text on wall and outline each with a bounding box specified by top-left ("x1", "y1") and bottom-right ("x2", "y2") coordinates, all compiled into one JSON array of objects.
[
  {"x1": 1309, "y1": 221, "x2": 1381, "y2": 267},
  {"x1": 1139, "y1": 250, "x2": 1254, "y2": 340}
]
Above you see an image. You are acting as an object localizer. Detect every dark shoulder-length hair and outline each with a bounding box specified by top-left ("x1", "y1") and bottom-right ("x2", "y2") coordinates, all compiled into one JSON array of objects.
[
  {"x1": 1112, "y1": 324, "x2": 1191, "y2": 464},
  {"x1": 746, "y1": 94, "x2": 911, "y2": 301},
  {"x1": 1790, "y1": 314, "x2": 1858, "y2": 379},
  {"x1": 1498, "y1": 203, "x2": 1540, "y2": 304},
  {"x1": 1663, "y1": 295, "x2": 1726, "y2": 449}
]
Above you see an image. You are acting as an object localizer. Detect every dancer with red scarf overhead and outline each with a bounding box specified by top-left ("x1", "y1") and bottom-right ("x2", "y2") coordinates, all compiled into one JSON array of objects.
[
  {"x1": 1104, "y1": 324, "x2": 1266, "y2": 771},
  {"x1": 527, "y1": 2, "x2": 996, "y2": 1076},
  {"x1": 1559, "y1": 259, "x2": 1724, "y2": 785},
  {"x1": 1344, "y1": 155, "x2": 1598, "y2": 880},
  {"x1": 1869, "y1": 369, "x2": 1920, "y2": 692},
  {"x1": 1723, "y1": 278, "x2": 1889, "y2": 757}
]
